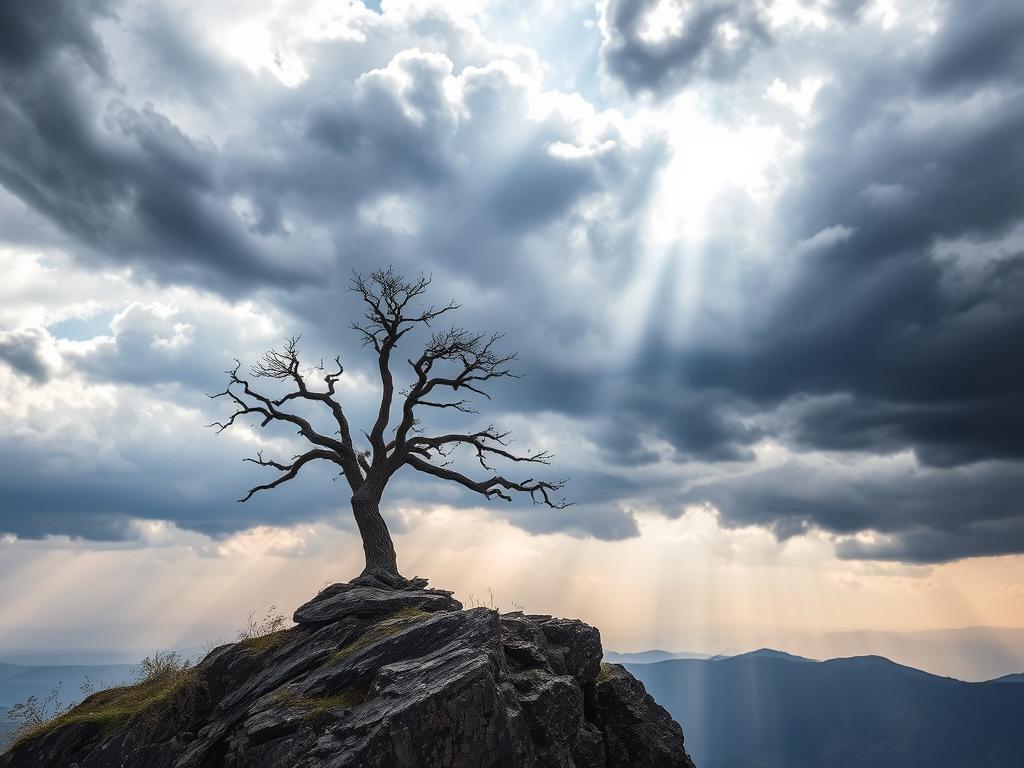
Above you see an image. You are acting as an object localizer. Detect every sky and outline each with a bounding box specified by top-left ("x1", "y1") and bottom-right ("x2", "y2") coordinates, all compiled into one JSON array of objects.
[{"x1": 1, "y1": 0, "x2": 1023, "y2": 676}]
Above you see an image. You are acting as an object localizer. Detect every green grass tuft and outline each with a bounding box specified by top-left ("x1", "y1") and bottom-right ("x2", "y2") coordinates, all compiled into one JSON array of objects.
[
  {"x1": 282, "y1": 687, "x2": 368, "y2": 721},
  {"x1": 240, "y1": 627, "x2": 292, "y2": 656},
  {"x1": 330, "y1": 607, "x2": 431, "y2": 664},
  {"x1": 596, "y1": 662, "x2": 616, "y2": 685},
  {"x1": 2, "y1": 667, "x2": 203, "y2": 754},
  {"x1": 387, "y1": 606, "x2": 432, "y2": 621}
]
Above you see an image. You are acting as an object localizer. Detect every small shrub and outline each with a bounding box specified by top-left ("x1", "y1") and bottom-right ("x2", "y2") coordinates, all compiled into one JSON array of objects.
[
  {"x1": 2, "y1": 654, "x2": 204, "y2": 755},
  {"x1": 137, "y1": 650, "x2": 189, "y2": 682},
  {"x1": 596, "y1": 662, "x2": 616, "y2": 685},
  {"x1": 465, "y1": 587, "x2": 524, "y2": 613},
  {"x1": 237, "y1": 605, "x2": 289, "y2": 641},
  {"x1": 201, "y1": 637, "x2": 228, "y2": 656},
  {"x1": 5, "y1": 687, "x2": 67, "y2": 746}
]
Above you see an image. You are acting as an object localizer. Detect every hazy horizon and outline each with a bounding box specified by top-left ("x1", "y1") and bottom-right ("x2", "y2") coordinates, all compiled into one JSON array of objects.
[
  {"x1": 3, "y1": 511, "x2": 1023, "y2": 681},
  {"x1": 3, "y1": 622, "x2": 1023, "y2": 683}
]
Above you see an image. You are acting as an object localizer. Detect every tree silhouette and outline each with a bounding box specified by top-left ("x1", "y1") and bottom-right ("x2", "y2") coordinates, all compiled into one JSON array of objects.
[{"x1": 209, "y1": 268, "x2": 569, "y2": 585}]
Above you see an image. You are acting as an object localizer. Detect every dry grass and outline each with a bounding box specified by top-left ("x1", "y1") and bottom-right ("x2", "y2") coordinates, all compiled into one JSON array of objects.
[
  {"x1": 3, "y1": 687, "x2": 67, "y2": 748},
  {"x1": 3, "y1": 665, "x2": 203, "y2": 754},
  {"x1": 240, "y1": 628, "x2": 293, "y2": 656},
  {"x1": 237, "y1": 605, "x2": 289, "y2": 642},
  {"x1": 330, "y1": 607, "x2": 431, "y2": 664},
  {"x1": 236, "y1": 605, "x2": 294, "y2": 657},
  {"x1": 137, "y1": 650, "x2": 187, "y2": 680}
]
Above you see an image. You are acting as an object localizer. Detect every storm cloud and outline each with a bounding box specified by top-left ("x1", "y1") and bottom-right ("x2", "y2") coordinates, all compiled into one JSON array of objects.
[
  {"x1": 0, "y1": 328, "x2": 51, "y2": 382},
  {"x1": 0, "y1": 0, "x2": 1021, "y2": 564},
  {"x1": 0, "y1": 0, "x2": 307, "y2": 292},
  {"x1": 599, "y1": 0, "x2": 771, "y2": 94}
]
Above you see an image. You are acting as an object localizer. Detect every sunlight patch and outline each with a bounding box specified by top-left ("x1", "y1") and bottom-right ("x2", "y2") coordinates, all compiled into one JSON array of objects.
[{"x1": 638, "y1": 0, "x2": 685, "y2": 44}]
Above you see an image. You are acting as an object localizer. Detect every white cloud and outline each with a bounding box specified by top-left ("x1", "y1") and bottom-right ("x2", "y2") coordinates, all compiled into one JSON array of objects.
[
  {"x1": 765, "y1": 76, "x2": 827, "y2": 119},
  {"x1": 794, "y1": 224, "x2": 856, "y2": 254}
]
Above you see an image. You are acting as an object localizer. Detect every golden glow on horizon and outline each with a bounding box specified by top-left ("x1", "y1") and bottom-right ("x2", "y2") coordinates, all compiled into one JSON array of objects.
[{"x1": 2, "y1": 506, "x2": 1022, "y2": 680}]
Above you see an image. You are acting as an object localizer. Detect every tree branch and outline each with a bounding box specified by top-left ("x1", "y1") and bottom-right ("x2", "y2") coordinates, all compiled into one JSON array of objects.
[
  {"x1": 404, "y1": 454, "x2": 570, "y2": 508},
  {"x1": 238, "y1": 448, "x2": 336, "y2": 502},
  {"x1": 207, "y1": 358, "x2": 364, "y2": 491},
  {"x1": 350, "y1": 268, "x2": 459, "y2": 469},
  {"x1": 393, "y1": 329, "x2": 518, "y2": 451},
  {"x1": 248, "y1": 337, "x2": 357, "y2": 451},
  {"x1": 407, "y1": 427, "x2": 553, "y2": 471}
]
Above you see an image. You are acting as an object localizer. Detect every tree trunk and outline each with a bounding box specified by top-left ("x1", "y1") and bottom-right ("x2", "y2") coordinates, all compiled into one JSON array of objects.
[{"x1": 351, "y1": 494, "x2": 399, "y2": 577}]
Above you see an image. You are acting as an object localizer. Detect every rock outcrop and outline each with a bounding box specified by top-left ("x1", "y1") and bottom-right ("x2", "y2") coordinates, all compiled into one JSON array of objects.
[{"x1": 1, "y1": 581, "x2": 697, "y2": 768}]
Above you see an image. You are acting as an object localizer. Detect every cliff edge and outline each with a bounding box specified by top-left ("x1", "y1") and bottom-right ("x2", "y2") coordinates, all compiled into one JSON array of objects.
[{"x1": 1, "y1": 580, "x2": 696, "y2": 767}]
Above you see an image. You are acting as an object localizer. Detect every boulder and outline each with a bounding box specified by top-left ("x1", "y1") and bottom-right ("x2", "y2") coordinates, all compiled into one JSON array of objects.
[{"x1": 293, "y1": 582, "x2": 462, "y2": 624}]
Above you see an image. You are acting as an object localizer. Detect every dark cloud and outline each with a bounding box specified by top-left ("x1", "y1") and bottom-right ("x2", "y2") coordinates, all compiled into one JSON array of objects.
[
  {"x1": 0, "y1": 0, "x2": 111, "y2": 74},
  {"x1": 647, "y1": 0, "x2": 1024, "y2": 561},
  {"x1": 0, "y1": 328, "x2": 50, "y2": 382},
  {"x1": 814, "y1": 0, "x2": 871, "y2": 21},
  {"x1": 600, "y1": 0, "x2": 771, "y2": 95},
  {"x1": 1, "y1": 0, "x2": 1023, "y2": 565},
  {"x1": 678, "y1": 242, "x2": 1024, "y2": 468},
  {"x1": 610, "y1": 385, "x2": 762, "y2": 463},
  {"x1": 0, "y1": 0, "x2": 308, "y2": 293},
  {"x1": 787, "y1": 392, "x2": 1024, "y2": 468},
  {"x1": 743, "y1": 23, "x2": 1022, "y2": 462},
  {"x1": 921, "y1": 0, "x2": 1024, "y2": 94},
  {"x1": 0, "y1": 432, "x2": 348, "y2": 541},
  {"x1": 683, "y1": 458, "x2": 1024, "y2": 563},
  {"x1": 836, "y1": 515, "x2": 1024, "y2": 563},
  {"x1": 387, "y1": 463, "x2": 642, "y2": 541}
]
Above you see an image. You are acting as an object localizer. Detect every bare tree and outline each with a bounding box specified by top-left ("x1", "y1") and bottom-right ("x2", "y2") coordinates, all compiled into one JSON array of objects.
[{"x1": 209, "y1": 268, "x2": 569, "y2": 586}]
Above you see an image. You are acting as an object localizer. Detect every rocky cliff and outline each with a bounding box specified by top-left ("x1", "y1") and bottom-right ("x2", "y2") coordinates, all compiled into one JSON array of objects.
[{"x1": 0, "y1": 579, "x2": 696, "y2": 767}]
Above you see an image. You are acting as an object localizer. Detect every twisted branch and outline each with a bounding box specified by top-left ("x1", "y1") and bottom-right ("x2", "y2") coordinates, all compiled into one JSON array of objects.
[
  {"x1": 237, "y1": 448, "x2": 336, "y2": 502},
  {"x1": 405, "y1": 454, "x2": 570, "y2": 508}
]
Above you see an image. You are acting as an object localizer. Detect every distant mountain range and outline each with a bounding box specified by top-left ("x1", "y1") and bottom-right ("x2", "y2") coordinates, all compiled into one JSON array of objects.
[
  {"x1": 608, "y1": 626, "x2": 1024, "y2": 682},
  {"x1": 602, "y1": 649, "x2": 714, "y2": 664},
  {"x1": 988, "y1": 672, "x2": 1024, "y2": 684},
  {"x1": 625, "y1": 649, "x2": 1024, "y2": 768}
]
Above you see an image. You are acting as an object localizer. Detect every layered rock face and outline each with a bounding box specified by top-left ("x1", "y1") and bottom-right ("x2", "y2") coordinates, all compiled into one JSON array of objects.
[{"x1": 1, "y1": 581, "x2": 696, "y2": 768}]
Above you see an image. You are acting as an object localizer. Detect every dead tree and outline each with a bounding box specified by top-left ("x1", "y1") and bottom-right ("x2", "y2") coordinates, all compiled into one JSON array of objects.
[{"x1": 209, "y1": 268, "x2": 569, "y2": 585}]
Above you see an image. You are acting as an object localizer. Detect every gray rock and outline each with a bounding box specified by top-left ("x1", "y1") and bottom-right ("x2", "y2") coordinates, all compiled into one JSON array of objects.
[
  {"x1": 0, "y1": 584, "x2": 696, "y2": 768},
  {"x1": 293, "y1": 583, "x2": 462, "y2": 625},
  {"x1": 595, "y1": 663, "x2": 697, "y2": 768}
]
